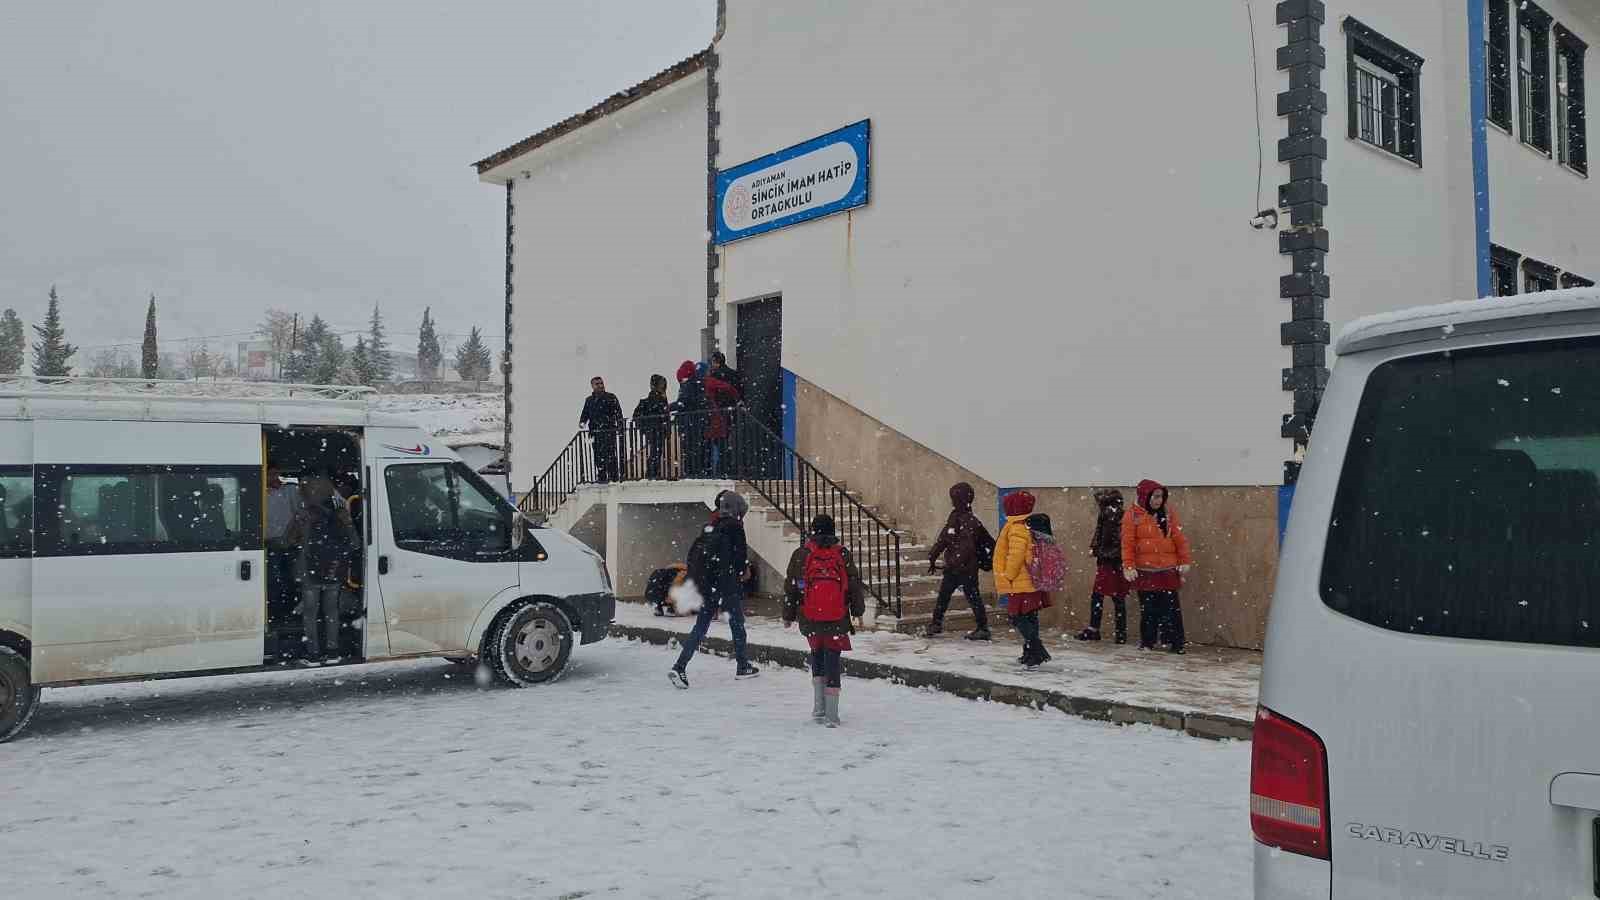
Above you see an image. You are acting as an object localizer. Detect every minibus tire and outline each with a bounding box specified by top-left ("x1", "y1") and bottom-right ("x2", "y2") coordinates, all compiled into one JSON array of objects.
[
  {"x1": 0, "y1": 646, "x2": 40, "y2": 743},
  {"x1": 487, "y1": 601, "x2": 574, "y2": 687}
]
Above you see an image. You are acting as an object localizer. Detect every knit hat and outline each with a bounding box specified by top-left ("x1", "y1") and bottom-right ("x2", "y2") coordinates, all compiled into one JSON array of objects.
[
  {"x1": 1002, "y1": 490, "x2": 1036, "y2": 517},
  {"x1": 949, "y1": 482, "x2": 975, "y2": 510},
  {"x1": 809, "y1": 514, "x2": 835, "y2": 537},
  {"x1": 716, "y1": 490, "x2": 749, "y2": 519},
  {"x1": 676, "y1": 360, "x2": 697, "y2": 382}
]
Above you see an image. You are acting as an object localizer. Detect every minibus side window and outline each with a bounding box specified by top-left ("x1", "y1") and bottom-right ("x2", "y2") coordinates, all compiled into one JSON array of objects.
[
  {"x1": 33, "y1": 465, "x2": 261, "y2": 556},
  {"x1": 1321, "y1": 336, "x2": 1600, "y2": 648},
  {"x1": 0, "y1": 467, "x2": 31, "y2": 557}
]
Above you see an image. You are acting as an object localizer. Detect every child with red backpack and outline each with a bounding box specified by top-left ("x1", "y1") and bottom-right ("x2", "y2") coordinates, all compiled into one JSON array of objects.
[{"x1": 783, "y1": 514, "x2": 866, "y2": 727}]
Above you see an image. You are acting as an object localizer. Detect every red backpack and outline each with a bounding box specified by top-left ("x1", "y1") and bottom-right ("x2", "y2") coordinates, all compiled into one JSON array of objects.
[{"x1": 801, "y1": 543, "x2": 849, "y2": 622}]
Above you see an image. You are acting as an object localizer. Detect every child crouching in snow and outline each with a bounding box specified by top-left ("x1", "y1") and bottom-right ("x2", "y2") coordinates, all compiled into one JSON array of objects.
[{"x1": 783, "y1": 514, "x2": 866, "y2": 727}]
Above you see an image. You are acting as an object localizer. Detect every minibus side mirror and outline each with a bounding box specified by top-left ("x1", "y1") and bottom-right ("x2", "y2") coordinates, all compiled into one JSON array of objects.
[{"x1": 511, "y1": 510, "x2": 526, "y2": 551}]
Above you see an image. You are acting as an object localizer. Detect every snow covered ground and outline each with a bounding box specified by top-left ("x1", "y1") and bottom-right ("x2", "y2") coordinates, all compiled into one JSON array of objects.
[
  {"x1": 2, "y1": 639, "x2": 1251, "y2": 899},
  {"x1": 371, "y1": 392, "x2": 504, "y2": 445}
]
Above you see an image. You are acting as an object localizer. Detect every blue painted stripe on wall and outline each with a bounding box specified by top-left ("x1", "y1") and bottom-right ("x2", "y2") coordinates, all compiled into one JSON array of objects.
[
  {"x1": 780, "y1": 368, "x2": 797, "y2": 480},
  {"x1": 1469, "y1": 0, "x2": 1494, "y2": 297}
]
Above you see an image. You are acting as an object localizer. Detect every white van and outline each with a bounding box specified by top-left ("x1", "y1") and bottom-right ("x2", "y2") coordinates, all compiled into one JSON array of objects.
[
  {"x1": 1254, "y1": 289, "x2": 1600, "y2": 898},
  {"x1": 0, "y1": 378, "x2": 614, "y2": 742}
]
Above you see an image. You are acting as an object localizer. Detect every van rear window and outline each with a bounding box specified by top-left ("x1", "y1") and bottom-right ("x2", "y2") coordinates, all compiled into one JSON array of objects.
[{"x1": 1322, "y1": 336, "x2": 1600, "y2": 648}]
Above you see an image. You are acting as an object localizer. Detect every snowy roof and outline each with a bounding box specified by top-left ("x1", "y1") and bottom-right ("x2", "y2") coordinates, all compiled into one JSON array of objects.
[
  {"x1": 471, "y1": 49, "x2": 709, "y2": 176},
  {"x1": 0, "y1": 376, "x2": 421, "y2": 427},
  {"x1": 1335, "y1": 286, "x2": 1600, "y2": 356}
]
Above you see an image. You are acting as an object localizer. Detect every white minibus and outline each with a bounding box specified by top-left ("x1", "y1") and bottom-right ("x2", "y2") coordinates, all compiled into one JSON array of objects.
[{"x1": 0, "y1": 378, "x2": 614, "y2": 742}]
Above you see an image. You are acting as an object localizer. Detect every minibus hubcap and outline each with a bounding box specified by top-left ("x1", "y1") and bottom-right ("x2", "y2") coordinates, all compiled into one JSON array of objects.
[{"x1": 515, "y1": 618, "x2": 560, "y2": 673}]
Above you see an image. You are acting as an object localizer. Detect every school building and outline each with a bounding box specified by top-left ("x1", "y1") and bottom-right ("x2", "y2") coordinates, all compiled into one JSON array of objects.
[{"x1": 473, "y1": 1, "x2": 1600, "y2": 647}]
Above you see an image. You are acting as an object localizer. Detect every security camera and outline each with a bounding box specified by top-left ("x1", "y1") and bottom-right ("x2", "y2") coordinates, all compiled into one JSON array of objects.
[{"x1": 1249, "y1": 209, "x2": 1279, "y2": 230}]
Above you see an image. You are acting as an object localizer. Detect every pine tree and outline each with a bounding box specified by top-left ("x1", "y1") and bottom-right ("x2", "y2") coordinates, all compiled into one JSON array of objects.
[
  {"x1": 454, "y1": 326, "x2": 492, "y2": 382},
  {"x1": 315, "y1": 329, "x2": 345, "y2": 386},
  {"x1": 141, "y1": 295, "x2": 159, "y2": 379},
  {"x1": 367, "y1": 303, "x2": 392, "y2": 383},
  {"x1": 0, "y1": 309, "x2": 24, "y2": 375},
  {"x1": 416, "y1": 307, "x2": 441, "y2": 379},
  {"x1": 345, "y1": 335, "x2": 372, "y2": 385},
  {"x1": 298, "y1": 315, "x2": 330, "y2": 383},
  {"x1": 31, "y1": 286, "x2": 77, "y2": 377}
]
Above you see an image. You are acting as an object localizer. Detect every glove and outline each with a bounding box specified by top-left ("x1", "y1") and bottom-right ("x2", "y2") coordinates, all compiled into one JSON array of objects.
[
  {"x1": 1122, "y1": 568, "x2": 1138, "y2": 582},
  {"x1": 1178, "y1": 564, "x2": 1192, "y2": 575},
  {"x1": 784, "y1": 620, "x2": 794, "y2": 630},
  {"x1": 927, "y1": 563, "x2": 938, "y2": 576}
]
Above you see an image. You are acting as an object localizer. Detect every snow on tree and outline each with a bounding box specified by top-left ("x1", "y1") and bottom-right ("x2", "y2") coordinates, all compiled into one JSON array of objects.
[
  {"x1": 416, "y1": 307, "x2": 442, "y2": 380},
  {"x1": 454, "y1": 326, "x2": 492, "y2": 382},
  {"x1": 260, "y1": 308, "x2": 296, "y2": 380},
  {"x1": 367, "y1": 303, "x2": 392, "y2": 383},
  {"x1": 185, "y1": 340, "x2": 215, "y2": 379},
  {"x1": 345, "y1": 335, "x2": 373, "y2": 386},
  {"x1": 31, "y1": 286, "x2": 77, "y2": 377},
  {"x1": 0, "y1": 308, "x2": 24, "y2": 375},
  {"x1": 141, "y1": 295, "x2": 159, "y2": 379},
  {"x1": 315, "y1": 328, "x2": 346, "y2": 386}
]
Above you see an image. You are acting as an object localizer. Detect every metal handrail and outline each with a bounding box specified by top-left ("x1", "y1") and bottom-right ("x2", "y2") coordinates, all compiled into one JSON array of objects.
[{"x1": 519, "y1": 405, "x2": 903, "y2": 618}]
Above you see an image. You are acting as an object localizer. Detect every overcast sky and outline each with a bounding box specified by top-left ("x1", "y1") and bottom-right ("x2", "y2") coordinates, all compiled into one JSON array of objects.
[{"x1": 0, "y1": 0, "x2": 714, "y2": 363}]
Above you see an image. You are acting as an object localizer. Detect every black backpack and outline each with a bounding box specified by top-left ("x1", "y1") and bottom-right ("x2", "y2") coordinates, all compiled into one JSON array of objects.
[
  {"x1": 684, "y1": 526, "x2": 720, "y2": 600},
  {"x1": 304, "y1": 503, "x2": 354, "y2": 584}
]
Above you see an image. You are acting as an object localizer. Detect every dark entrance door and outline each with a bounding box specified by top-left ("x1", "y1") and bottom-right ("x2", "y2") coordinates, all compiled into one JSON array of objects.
[{"x1": 734, "y1": 296, "x2": 783, "y2": 477}]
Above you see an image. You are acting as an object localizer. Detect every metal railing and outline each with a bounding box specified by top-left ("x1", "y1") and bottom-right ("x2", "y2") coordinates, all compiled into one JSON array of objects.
[{"x1": 520, "y1": 406, "x2": 903, "y2": 617}]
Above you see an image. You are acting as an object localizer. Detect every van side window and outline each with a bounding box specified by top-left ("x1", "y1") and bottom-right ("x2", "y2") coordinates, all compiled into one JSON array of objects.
[
  {"x1": 0, "y1": 467, "x2": 31, "y2": 558},
  {"x1": 385, "y1": 462, "x2": 511, "y2": 558},
  {"x1": 33, "y1": 465, "x2": 261, "y2": 557},
  {"x1": 1321, "y1": 336, "x2": 1600, "y2": 647}
]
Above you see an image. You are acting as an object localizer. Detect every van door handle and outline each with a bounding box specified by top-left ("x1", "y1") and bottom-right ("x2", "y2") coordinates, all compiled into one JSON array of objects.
[
  {"x1": 1551, "y1": 773, "x2": 1600, "y2": 811},
  {"x1": 378, "y1": 555, "x2": 390, "y2": 575},
  {"x1": 239, "y1": 560, "x2": 252, "y2": 581}
]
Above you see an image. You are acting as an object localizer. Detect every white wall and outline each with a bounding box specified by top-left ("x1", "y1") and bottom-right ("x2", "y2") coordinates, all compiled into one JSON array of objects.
[
  {"x1": 1323, "y1": 2, "x2": 1478, "y2": 328},
  {"x1": 482, "y1": 73, "x2": 708, "y2": 490},
  {"x1": 716, "y1": 1, "x2": 1291, "y2": 487},
  {"x1": 1487, "y1": 0, "x2": 1600, "y2": 279}
]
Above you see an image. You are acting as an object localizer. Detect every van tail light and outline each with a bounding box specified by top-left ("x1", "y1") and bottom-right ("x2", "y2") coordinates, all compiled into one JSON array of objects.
[{"x1": 1250, "y1": 705, "x2": 1331, "y2": 860}]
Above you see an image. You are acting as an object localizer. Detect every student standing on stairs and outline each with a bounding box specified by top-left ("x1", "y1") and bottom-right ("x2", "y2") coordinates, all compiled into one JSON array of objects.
[
  {"x1": 783, "y1": 514, "x2": 866, "y2": 727},
  {"x1": 1077, "y1": 489, "x2": 1130, "y2": 643},
  {"x1": 924, "y1": 482, "x2": 994, "y2": 640},
  {"x1": 670, "y1": 490, "x2": 760, "y2": 688}
]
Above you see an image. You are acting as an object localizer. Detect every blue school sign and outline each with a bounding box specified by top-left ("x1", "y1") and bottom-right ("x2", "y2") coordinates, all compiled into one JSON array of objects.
[{"x1": 714, "y1": 120, "x2": 870, "y2": 245}]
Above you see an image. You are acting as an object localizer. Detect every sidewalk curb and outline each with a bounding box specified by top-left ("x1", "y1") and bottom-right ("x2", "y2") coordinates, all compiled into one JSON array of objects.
[{"x1": 609, "y1": 624, "x2": 1254, "y2": 742}]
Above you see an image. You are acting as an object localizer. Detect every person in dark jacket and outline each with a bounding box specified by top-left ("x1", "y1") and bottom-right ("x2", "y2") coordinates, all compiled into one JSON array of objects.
[
  {"x1": 580, "y1": 377, "x2": 625, "y2": 483},
  {"x1": 1078, "y1": 489, "x2": 1131, "y2": 643},
  {"x1": 670, "y1": 490, "x2": 760, "y2": 687},
  {"x1": 784, "y1": 514, "x2": 866, "y2": 727},
  {"x1": 633, "y1": 374, "x2": 671, "y2": 480},
  {"x1": 709, "y1": 350, "x2": 741, "y2": 396},
  {"x1": 925, "y1": 482, "x2": 994, "y2": 640},
  {"x1": 671, "y1": 361, "x2": 709, "y2": 478},
  {"x1": 283, "y1": 477, "x2": 358, "y2": 665}
]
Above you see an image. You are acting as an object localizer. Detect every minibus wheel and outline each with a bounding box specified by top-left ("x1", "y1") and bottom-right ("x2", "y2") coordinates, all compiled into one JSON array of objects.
[
  {"x1": 488, "y1": 601, "x2": 574, "y2": 687},
  {"x1": 0, "y1": 646, "x2": 41, "y2": 743}
]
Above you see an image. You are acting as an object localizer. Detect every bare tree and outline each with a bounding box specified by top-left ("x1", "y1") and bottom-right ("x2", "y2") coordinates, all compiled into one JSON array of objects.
[{"x1": 260, "y1": 309, "x2": 296, "y2": 380}]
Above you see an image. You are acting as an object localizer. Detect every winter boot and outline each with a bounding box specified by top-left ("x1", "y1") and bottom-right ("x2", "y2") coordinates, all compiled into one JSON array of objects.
[
  {"x1": 823, "y1": 687, "x2": 841, "y2": 727},
  {"x1": 736, "y1": 664, "x2": 761, "y2": 680},
  {"x1": 1075, "y1": 627, "x2": 1101, "y2": 641},
  {"x1": 669, "y1": 668, "x2": 689, "y2": 689},
  {"x1": 923, "y1": 621, "x2": 944, "y2": 637},
  {"x1": 965, "y1": 628, "x2": 992, "y2": 641},
  {"x1": 811, "y1": 677, "x2": 827, "y2": 723}
]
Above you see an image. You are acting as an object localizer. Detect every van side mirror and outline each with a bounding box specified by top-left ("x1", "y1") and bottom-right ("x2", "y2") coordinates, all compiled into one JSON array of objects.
[{"x1": 511, "y1": 510, "x2": 526, "y2": 550}]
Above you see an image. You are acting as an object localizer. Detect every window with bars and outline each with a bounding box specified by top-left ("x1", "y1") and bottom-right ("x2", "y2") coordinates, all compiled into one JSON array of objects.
[
  {"x1": 1524, "y1": 258, "x2": 1559, "y2": 294},
  {"x1": 1556, "y1": 25, "x2": 1589, "y2": 173},
  {"x1": 1487, "y1": 1, "x2": 1513, "y2": 130},
  {"x1": 1519, "y1": 3, "x2": 1553, "y2": 153},
  {"x1": 1491, "y1": 244, "x2": 1520, "y2": 297},
  {"x1": 1345, "y1": 18, "x2": 1423, "y2": 165}
]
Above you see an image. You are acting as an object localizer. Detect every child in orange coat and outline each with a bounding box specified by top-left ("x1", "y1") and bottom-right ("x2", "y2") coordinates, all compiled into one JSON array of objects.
[{"x1": 1121, "y1": 479, "x2": 1194, "y2": 654}]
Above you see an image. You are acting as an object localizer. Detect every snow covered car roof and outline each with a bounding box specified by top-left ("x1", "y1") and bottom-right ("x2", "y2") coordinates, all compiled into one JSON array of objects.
[
  {"x1": 1336, "y1": 286, "x2": 1600, "y2": 356},
  {"x1": 0, "y1": 376, "x2": 420, "y2": 427}
]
